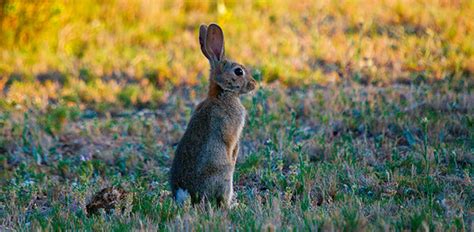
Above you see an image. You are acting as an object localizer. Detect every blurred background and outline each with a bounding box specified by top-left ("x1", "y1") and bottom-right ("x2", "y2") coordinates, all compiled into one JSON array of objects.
[{"x1": 1, "y1": 0, "x2": 473, "y2": 111}]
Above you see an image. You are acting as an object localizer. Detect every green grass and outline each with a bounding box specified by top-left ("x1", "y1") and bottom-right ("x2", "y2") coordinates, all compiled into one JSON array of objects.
[
  {"x1": 0, "y1": 0, "x2": 473, "y2": 230},
  {"x1": 1, "y1": 78, "x2": 472, "y2": 230}
]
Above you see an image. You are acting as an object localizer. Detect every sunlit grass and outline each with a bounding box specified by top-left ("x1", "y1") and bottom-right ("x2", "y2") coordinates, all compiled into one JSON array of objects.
[
  {"x1": 1, "y1": 0, "x2": 473, "y2": 84},
  {"x1": 1, "y1": 0, "x2": 473, "y2": 109}
]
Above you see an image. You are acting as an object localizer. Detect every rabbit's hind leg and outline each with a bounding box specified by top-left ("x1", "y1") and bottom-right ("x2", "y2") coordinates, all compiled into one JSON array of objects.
[{"x1": 207, "y1": 175, "x2": 233, "y2": 208}]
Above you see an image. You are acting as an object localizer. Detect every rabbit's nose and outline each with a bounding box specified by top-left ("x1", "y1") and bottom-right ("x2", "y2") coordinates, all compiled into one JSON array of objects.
[{"x1": 247, "y1": 79, "x2": 256, "y2": 91}]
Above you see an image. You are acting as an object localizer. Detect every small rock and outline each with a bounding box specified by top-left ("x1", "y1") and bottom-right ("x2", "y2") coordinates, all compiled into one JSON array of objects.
[{"x1": 86, "y1": 186, "x2": 132, "y2": 216}]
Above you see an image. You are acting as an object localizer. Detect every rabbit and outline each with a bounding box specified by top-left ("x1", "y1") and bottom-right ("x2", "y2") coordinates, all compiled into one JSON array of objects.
[{"x1": 170, "y1": 23, "x2": 257, "y2": 207}]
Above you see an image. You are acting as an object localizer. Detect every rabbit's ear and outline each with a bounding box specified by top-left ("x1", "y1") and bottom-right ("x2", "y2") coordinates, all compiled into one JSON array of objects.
[
  {"x1": 199, "y1": 25, "x2": 211, "y2": 60},
  {"x1": 205, "y1": 24, "x2": 225, "y2": 62}
]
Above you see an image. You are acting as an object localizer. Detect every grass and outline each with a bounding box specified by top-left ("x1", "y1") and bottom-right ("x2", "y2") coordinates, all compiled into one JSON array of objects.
[
  {"x1": 1, "y1": 79, "x2": 472, "y2": 230},
  {"x1": 0, "y1": 0, "x2": 473, "y2": 231}
]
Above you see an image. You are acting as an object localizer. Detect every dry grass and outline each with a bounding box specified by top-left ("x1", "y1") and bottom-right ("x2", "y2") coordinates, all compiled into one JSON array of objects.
[{"x1": 1, "y1": 1, "x2": 474, "y2": 87}]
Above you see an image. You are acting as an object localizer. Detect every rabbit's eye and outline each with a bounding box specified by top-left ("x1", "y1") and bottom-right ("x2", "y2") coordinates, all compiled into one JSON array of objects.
[{"x1": 234, "y1": 67, "x2": 244, "y2": 76}]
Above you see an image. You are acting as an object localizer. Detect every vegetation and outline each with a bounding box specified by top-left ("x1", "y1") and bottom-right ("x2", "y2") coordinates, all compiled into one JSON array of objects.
[{"x1": 0, "y1": 0, "x2": 472, "y2": 230}]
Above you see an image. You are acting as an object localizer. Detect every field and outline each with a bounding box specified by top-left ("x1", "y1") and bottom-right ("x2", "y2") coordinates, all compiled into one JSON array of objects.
[{"x1": 0, "y1": 0, "x2": 473, "y2": 230}]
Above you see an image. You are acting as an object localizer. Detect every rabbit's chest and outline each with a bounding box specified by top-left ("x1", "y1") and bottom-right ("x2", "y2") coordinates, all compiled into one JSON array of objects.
[
  {"x1": 234, "y1": 109, "x2": 246, "y2": 137},
  {"x1": 220, "y1": 106, "x2": 246, "y2": 144}
]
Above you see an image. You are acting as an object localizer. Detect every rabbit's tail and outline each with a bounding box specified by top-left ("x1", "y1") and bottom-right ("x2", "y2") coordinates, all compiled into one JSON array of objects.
[{"x1": 175, "y1": 188, "x2": 190, "y2": 206}]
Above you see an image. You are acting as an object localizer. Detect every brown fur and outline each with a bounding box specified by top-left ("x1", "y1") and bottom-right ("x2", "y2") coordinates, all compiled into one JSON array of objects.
[{"x1": 170, "y1": 23, "x2": 256, "y2": 207}]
